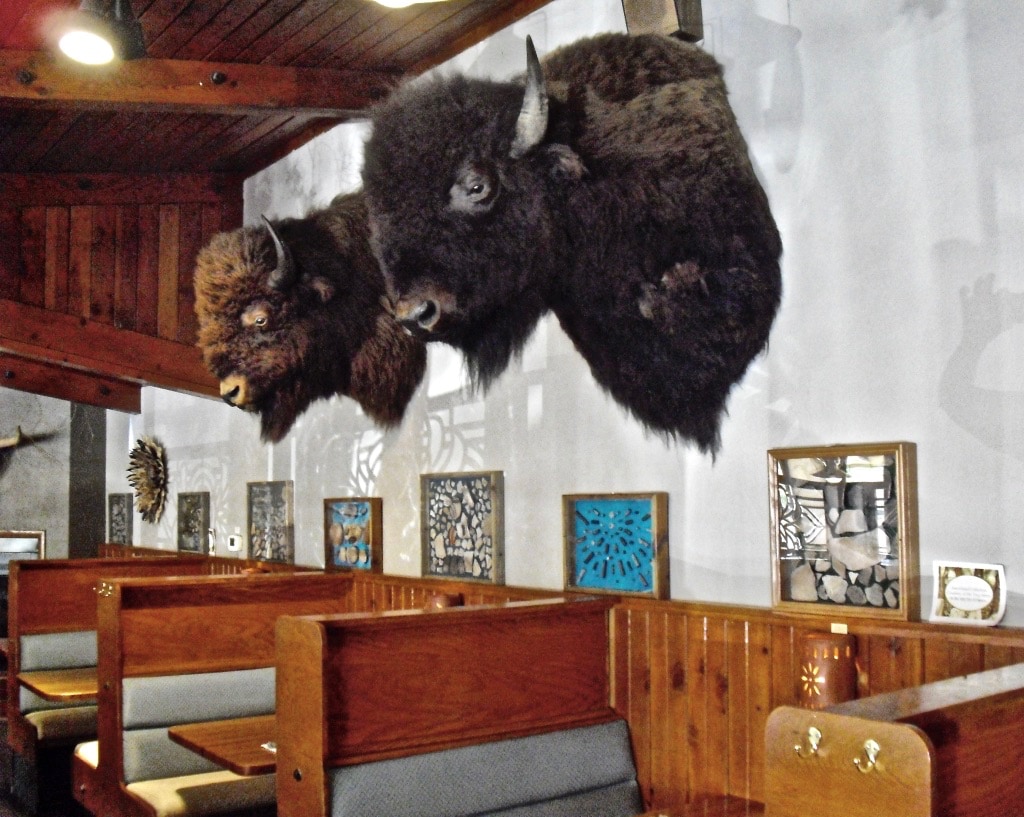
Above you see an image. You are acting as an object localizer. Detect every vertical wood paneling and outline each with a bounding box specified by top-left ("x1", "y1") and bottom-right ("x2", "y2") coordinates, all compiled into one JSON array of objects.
[
  {"x1": 157, "y1": 204, "x2": 180, "y2": 340},
  {"x1": 136, "y1": 204, "x2": 160, "y2": 336},
  {"x1": 90, "y1": 206, "x2": 116, "y2": 324},
  {"x1": 44, "y1": 206, "x2": 69, "y2": 311},
  {"x1": 68, "y1": 206, "x2": 92, "y2": 319},
  {"x1": 0, "y1": 208, "x2": 21, "y2": 299},
  {"x1": 18, "y1": 206, "x2": 45, "y2": 307},
  {"x1": 177, "y1": 201, "x2": 203, "y2": 343},
  {"x1": 114, "y1": 206, "x2": 139, "y2": 331}
]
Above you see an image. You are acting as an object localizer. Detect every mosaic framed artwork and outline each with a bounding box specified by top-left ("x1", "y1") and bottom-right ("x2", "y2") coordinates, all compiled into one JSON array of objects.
[
  {"x1": 177, "y1": 492, "x2": 211, "y2": 554},
  {"x1": 247, "y1": 480, "x2": 295, "y2": 564},
  {"x1": 107, "y1": 493, "x2": 133, "y2": 545},
  {"x1": 421, "y1": 471, "x2": 504, "y2": 584},
  {"x1": 768, "y1": 442, "x2": 919, "y2": 620},
  {"x1": 324, "y1": 497, "x2": 383, "y2": 572},
  {"x1": 563, "y1": 493, "x2": 669, "y2": 598}
]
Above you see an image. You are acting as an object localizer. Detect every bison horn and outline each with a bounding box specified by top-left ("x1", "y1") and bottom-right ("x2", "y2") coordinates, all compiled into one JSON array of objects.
[
  {"x1": 510, "y1": 35, "x2": 548, "y2": 159},
  {"x1": 262, "y1": 216, "x2": 297, "y2": 291}
]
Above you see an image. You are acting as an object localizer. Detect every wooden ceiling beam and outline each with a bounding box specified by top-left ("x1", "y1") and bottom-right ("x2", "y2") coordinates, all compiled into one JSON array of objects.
[
  {"x1": 0, "y1": 49, "x2": 402, "y2": 117},
  {"x1": 0, "y1": 351, "x2": 141, "y2": 413}
]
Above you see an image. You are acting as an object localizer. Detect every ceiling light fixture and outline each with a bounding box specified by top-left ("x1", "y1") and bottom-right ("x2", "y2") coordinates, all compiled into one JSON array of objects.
[{"x1": 58, "y1": 0, "x2": 147, "y2": 66}]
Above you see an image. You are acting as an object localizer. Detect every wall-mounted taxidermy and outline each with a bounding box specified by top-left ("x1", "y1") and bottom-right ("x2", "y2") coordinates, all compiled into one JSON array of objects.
[
  {"x1": 194, "y1": 193, "x2": 427, "y2": 443},
  {"x1": 363, "y1": 33, "x2": 783, "y2": 453}
]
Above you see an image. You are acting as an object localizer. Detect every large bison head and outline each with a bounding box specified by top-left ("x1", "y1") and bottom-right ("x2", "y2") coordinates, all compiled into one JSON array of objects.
[
  {"x1": 363, "y1": 34, "x2": 781, "y2": 452},
  {"x1": 362, "y1": 38, "x2": 578, "y2": 386},
  {"x1": 194, "y1": 193, "x2": 426, "y2": 443}
]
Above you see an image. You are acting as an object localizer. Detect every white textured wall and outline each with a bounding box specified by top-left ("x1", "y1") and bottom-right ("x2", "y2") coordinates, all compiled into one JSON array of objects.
[{"x1": 108, "y1": 0, "x2": 1024, "y2": 623}]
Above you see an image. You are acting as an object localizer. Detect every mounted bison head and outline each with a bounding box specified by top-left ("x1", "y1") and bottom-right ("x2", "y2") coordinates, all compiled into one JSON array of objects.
[
  {"x1": 194, "y1": 193, "x2": 427, "y2": 443},
  {"x1": 363, "y1": 33, "x2": 782, "y2": 453}
]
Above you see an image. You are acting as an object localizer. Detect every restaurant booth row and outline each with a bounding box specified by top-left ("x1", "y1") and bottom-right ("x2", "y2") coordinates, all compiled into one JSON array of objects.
[{"x1": 5, "y1": 544, "x2": 1024, "y2": 817}]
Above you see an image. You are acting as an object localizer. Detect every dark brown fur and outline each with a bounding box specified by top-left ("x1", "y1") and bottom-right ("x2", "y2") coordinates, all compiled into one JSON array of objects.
[
  {"x1": 194, "y1": 193, "x2": 426, "y2": 443},
  {"x1": 363, "y1": 33, "x2": 782, "y2": 453}
]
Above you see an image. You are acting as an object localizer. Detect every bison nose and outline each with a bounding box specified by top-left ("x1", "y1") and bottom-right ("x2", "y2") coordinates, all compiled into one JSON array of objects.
[
  {"x1": 393, "y1": 299, "x2": 440, "y2": 333},
  {"x1": 220, "y1": 375, "x2": 250, "y2": 408}
]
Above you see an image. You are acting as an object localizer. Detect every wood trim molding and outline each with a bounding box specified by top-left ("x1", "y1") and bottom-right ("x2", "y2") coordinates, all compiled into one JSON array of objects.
[
  {"x1": 0, "y1": 50, "x2": 401, "y2": 117},
  {"x1": 0, "y1": 298, "x2": 218, "y2": 397},
  {"x1": 0, "y1": 172, "x2": 245, "y2": 207}
]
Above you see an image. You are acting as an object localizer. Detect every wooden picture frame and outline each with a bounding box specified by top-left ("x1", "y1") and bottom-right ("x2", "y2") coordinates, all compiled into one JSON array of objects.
[
  {"x1": 107, "y1": 493, "x2": 133, "y2": 545},
  {"x1": 0, "y1": 530, "x2": 45, "y2": 575},
  {"x1": 563, "y1": 493, "x2": 669, "y2": 598},
  {"x1": 421, "y1": 471, "x2": 504, "y2": 584},
  {"x1": 247, "y1": 481, "x2": 294, "y2": 564},
  {"x1": 177, "y1": 492, "x2": 210, "y2": 554},
  {"x1": 768, "y1": 441, "x2": 919, "y2": 620},
  {"x1": 323, "y1": 497, "x2": 383, "y2": 572}
]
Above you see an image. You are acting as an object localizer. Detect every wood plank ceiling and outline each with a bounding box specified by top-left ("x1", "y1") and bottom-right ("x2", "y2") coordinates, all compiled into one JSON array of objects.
[
  {"x1": 0, "y1": 0, "x2": 553, "y2": 174},
  {"x1": 0, "y1": 0, "x2": 552, "y2": 412}
]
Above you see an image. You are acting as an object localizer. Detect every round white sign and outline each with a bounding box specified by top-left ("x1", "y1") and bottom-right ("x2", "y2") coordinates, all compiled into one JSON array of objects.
[{"x1": 943, "y1": 574, "x2": 994, "y2": 612}]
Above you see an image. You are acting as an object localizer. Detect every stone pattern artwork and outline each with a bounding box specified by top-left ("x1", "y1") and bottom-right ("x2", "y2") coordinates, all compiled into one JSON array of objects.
[
  {"x1": 772, "y1": 449, "x2": 909, "y2": 612},
  {"x1": 421, "y1": 471, "x2": 504, "y2": 583}
]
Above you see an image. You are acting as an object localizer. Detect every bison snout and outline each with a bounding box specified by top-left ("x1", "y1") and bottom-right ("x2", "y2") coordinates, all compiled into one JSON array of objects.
[
  {"x1": 220, "y1": 375, "x2": 251, "y2": 408},
  {"x1": 393, "y1": 299, "x2": 440, "y2": 333}
]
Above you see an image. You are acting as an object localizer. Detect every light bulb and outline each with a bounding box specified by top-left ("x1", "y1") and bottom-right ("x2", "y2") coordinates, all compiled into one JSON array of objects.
[{"x1": 59, "y1": 29, "x2": 115, "y2": 65}]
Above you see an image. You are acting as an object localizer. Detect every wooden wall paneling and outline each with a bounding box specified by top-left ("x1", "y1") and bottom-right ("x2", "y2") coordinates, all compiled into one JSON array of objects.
[
  {"x1": 176, "y1": 201, "x2": 203, "y2": 343},
  {"x1": 44, "y1": 206, "x2": 69, "y2": 311},
  {"x1": 113, "y1": 205, "x2": 139, "y2": 331},
  {"x1": 157, "y1": 204, "x2": 180, "y2": 340},
  {"x1": 68, "y1": 204, "x2": 91, "y2": 318},
  {"x1": 90, "y1": 205, "x2": 116, "y2": 324},
  {"x1": 18, "y1": 205, "x2": 45, "y2": 307},
  {"x1": 136, "y1": 203, "x2": 160, "y2": 336},
  {"x1": 0, "y1": 207, "x2": 22, "y2": 299},
  {"x1": 729, "y1": 620, "x2": 771, "y2": 802},
  {"x1": 0, "y1": 352, "x2": 141, "y2": 412},
  {"x1": 616, "y1": 606, "x2": 653, "y2": 806}
]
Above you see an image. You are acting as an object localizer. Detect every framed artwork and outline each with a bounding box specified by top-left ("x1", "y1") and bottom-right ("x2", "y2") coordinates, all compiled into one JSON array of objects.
[
  {"x1": 421, "y1": 471, "x2": 504, "y2": 583},
  {"x1": 247, "y1": 481, "x2": 294, "y2": 564},
  {"x1": 177, "y1": 492, "x2": 211, "y2": 554},
  {"x1": 107, "y1": 493, "x2": 133, "y2": 545},
  {"x1": 768, "y1": 442, "x2": 919, "y2": 620},
  {"x1": 324, "y1": 497, "x2": 383, "y2": 572},
  {"x1": 0, "y1": 530, "x2": 45, "y2": 575},
  {"x1": 563, "y1": 493, "x2": 669, "y2": 598},
  {"x1": 931, "y1": 560, "x2": 1006, "y2": 627}
]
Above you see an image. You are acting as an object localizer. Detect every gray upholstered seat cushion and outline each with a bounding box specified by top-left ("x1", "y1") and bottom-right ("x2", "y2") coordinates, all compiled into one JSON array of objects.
[{"x1": 328, "y1": 719, "x2": 641, "y2": 817}]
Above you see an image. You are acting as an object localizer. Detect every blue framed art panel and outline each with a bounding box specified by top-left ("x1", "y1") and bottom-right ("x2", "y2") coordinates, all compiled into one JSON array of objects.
[
  {"x1": 324, "y1": 497, "x2": 383, "y2": 572},
  {"x1": 563, "y1": 492, "x2": 669, "y2": 598}
]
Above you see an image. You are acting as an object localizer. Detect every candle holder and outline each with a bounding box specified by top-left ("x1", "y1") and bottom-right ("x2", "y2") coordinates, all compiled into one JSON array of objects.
[{"x1": 797, "y1": 631, "x2": 857, "y2": 709}]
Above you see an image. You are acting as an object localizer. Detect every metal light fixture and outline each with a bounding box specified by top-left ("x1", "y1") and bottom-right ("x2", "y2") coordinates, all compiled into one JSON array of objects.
[{"x1": 58, "y1": 0, "x2": 146, "y2": 65}]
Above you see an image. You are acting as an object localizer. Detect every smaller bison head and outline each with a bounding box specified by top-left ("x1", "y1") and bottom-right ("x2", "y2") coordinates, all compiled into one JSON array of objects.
[{"x1": 194, "y1": 193, "x2": 426, "y2": 443}]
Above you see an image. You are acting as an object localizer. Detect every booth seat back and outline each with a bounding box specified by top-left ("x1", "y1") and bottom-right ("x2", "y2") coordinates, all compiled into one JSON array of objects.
[
  {"x1": 329, "y1": 719, "x2": 642, "y2": 817},
  {"x1": 121, "y1": 668, "x2": 275, "y2": 783},
  {"x1": 19, "y1": 630, "x2": 97, "y2": 714}
]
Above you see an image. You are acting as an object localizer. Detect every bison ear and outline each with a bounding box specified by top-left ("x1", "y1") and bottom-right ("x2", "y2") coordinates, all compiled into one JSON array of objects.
[
  {"x1": 309, "y1": 276, "x2": 335, "y2": 303},
  {"x1": 262, "y1": 216, "x2": 298, "y2": 291},
  {"x1": 510, "y1": 35, "x2": 548, "y2": 159}
]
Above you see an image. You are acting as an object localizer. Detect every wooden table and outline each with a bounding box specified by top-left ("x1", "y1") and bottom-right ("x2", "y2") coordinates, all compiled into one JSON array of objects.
[
  {"x1": 642, "y1": 796, "x2": 765, "y2": 817},
  {"x1": 17, "y1": 666, "x2": 98, "y2": 702},
  {"x1": 168, "y1": 714, "x2": 277, "y2": 776}
]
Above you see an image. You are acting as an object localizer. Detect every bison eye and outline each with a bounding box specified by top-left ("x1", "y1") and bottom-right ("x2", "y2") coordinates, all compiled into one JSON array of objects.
[
  {"x1": 449, "y1": 165, "x2": 497, "y2": 214},
  {"x1": 242, "y1": 304, "x2": 272, "y2": 330}
]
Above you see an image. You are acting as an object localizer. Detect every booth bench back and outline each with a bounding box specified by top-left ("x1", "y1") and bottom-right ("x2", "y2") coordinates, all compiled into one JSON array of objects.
[
  {"x1": 274, "y1": 596, "x2": 637, "y2": 817},
  {"x1": 91, "y1": 572, "x2": 356, "y2": 817},
  {"x1": 6, "y1": 556, "x2": 211, "y2": 755}
]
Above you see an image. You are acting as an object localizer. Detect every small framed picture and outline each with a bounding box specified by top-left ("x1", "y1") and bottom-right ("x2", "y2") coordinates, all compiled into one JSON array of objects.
[
  {"x1": 421, "y1": 471, "x2": 504, "y2": 584},
  {"x1": 108, "y1": 493, "x2": 133, "y2": 545},
  {"x1": 563, "y1": 493, "x2": 669, "y2": 598},
  {"x1": 324, "y1": 497, "x2": 383, "y2": 572},
  {"x1": 177, "y1": 492, "x2": 211, "y2": 554},
  {"x1": 768, "y1": 442, "x2": 919, "y2": 620},
  {"x1": 247, "y1": 481, "x2": 294, "y2": 563},
  {"x1": 931, "y1": 561, "x2": 1006, "y2": 626}
]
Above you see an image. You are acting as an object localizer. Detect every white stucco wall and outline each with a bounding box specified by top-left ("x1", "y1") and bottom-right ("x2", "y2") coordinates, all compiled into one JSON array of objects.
[{"x1": 108, "y1": 0, "x2": 1024, "y2": 624}]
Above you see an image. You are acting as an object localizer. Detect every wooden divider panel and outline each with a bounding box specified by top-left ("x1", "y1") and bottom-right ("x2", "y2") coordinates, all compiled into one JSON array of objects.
[{"x1": 275, "y1": 597, "x2": 617, "y2": 817}]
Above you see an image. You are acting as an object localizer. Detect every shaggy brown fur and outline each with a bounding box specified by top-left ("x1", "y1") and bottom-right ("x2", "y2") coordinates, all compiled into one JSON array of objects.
[
  {"x1": 363, "y1": 33, "x2": 782, "y2": 453},
  {"x1": 194, "y1": 193, "x2": 426, "y2": 443}
]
